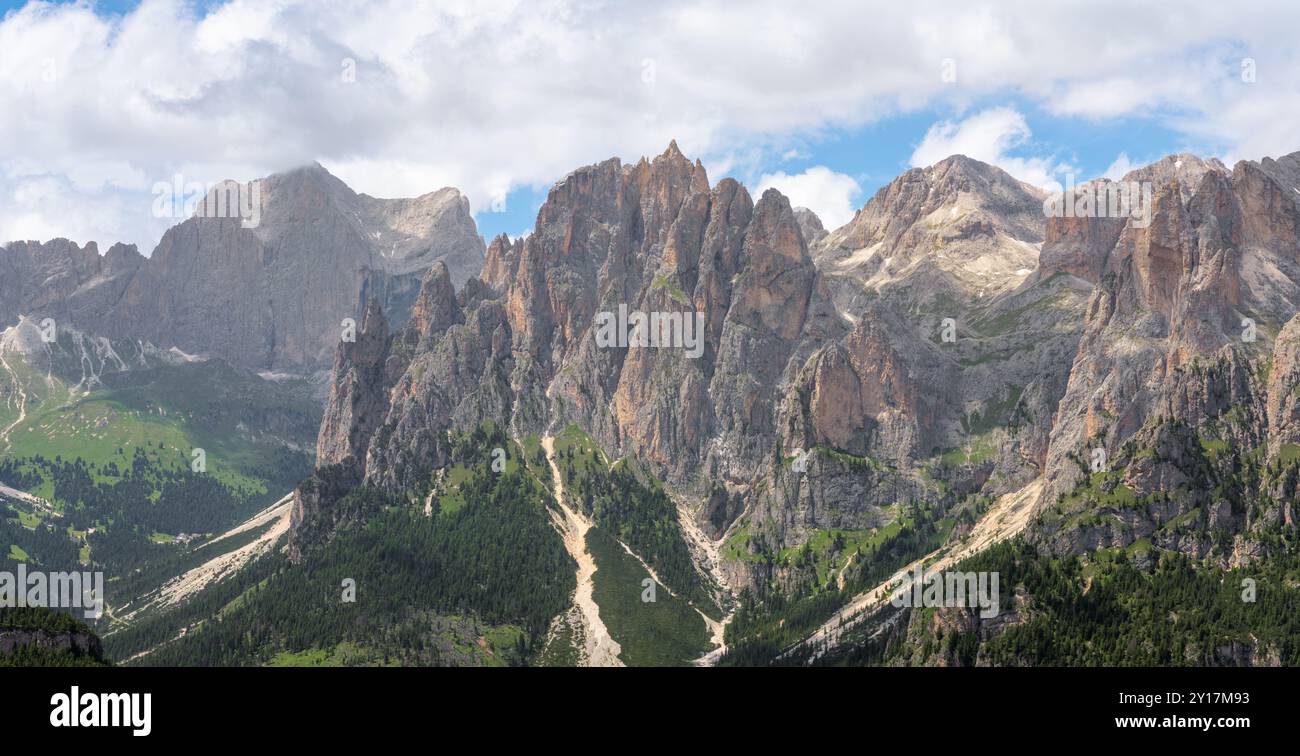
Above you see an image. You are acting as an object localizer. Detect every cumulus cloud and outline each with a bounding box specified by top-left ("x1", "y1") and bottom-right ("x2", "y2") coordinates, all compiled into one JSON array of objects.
[
  {"x1": 0, "y1": 169, "x2": 175, "y2": 251},
  {"x1": 910, "y1": 107, "x2": 1071, "y2": 190},
  {"x1": 1103, "y1": 153, "x2": 1139, "y2": 181},
  {"x1": 2, "y1": 0, "x2": 1299, "y2": 250},
  {"x1": 757, "y1": 167, "x2": 861, "y2": 229}
]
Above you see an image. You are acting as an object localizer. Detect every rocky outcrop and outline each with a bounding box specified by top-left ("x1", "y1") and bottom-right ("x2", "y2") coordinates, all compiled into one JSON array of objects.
[
  {"x1": 315, "y1": 297, "x2": 394, "y2": 476},
  {"x1": 301, "y1": 144, "x2": 863, "y2": 562},
  {"x1": 0, "y1": 628, "x2": 104, "y2": 660},
  {"x1": 790, "y1": 316, "x2": 940, "y2": 460},
  {"x1": 1041, "y1": 152, "x2": 1300, "y2": 510},
  {"x1": 793, "y1": 207, "x2": 827, "y2": 247},
  {"x1": 384, "y1": 142, "x2": 842, "y2": 487},
  {"x1": 1266, "y1": 314, "x2": 1300, "y2": 453},
  {"x1": 0, "y1": 239, "x2": 149, "y2": 330},
  {"x1": 1025, "y1": 152, "x2": 1300, "y2": 577},
  {"x1": 0, "y1": 607, "x2": 107, "y2": 665},
  {"x1": 700, "y1": 187, "x2": 845, "y2": 479},
  {"x1": 363, "y1": 264, "x2": 514, "y2": 491},
  {"x1": 286, "y1": 462, "x2": 365, "y2": 563}
]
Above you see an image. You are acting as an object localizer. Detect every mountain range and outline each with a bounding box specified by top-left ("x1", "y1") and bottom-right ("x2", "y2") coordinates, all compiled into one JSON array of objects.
[
  {"x1": 1, "y1": 164, "x2": 483, "y2": 372},
  {"x1": 4, "y1": 142, "x2": 1300, "y2": 667}
]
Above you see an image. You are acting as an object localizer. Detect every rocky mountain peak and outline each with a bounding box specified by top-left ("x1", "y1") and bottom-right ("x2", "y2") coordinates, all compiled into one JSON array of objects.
[
  {"x1": 814, "y1": 154, "x2": 1048, "y2": 315},
  {"x1": 1254, "y1": 150, "x2": 1300, "y2": 207},
  {"x1": 406, "y1": 261, "x2": 462, "y2": 344},
  {"x1": 0, "y1": 238, "x2": 145, "y2": 333},
  {"x1": 102, "y1": 242, "x2": 145, "y2": 273},
  {"x1": 1120, "y1": 152, "x2": 1229, "y2": 203},
  {"x1": 2, "y1": 163, "x2": 486, "y2": 373},
  {"x1": 315, "y1": 296, "x2": 392, "y2": 474},
  {"x1": 930, "y1": 153, "x2": 1044, "y2": 197},
  {"x1": 310, "y1": 141, "x2": 848, "y2": 494},
  {"x1": 793, "y1": 207, "x2": 827, "y2": 246},
  {"x1": 481, "y1": 233, "x2": 516, "y2": 292}
]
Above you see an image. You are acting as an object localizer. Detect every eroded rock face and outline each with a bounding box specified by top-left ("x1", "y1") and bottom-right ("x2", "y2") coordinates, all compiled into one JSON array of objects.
[
  {"x1": 795, "y1": 318, "x2": 933, "y2": 459},
  {"x1": 363, "y1": 264, "x2": 514, "y2": 491},
  {"x1": 1266, "y1": 314, "x2": 1300, "y2": 452},
  {"x1": 306, "y1": 151, "x2": 1078, "y2": 589},
  {"x1": 784, "y1": 156, "x2": 1087, "y2": 523},
  {"x1": 1038, "y1": 183, "x2": 1127, "y2": 284},
  {"x1": 702, "y1": 188, "x2": 845, "y2": 480},
  {"x1": 794, "y1": 208, "x2": 827, "y2": 247},
  {"x1": 0, "y1": 628, "x2": 103, "y2": 660},
  {"x1": 0, "y1": 240, "x2": 150, "y2": 330},
  {"x1": 438, "y1": 143, "x2": 841, "y2": 487},
  {"x1": 316, "y1": 298, "x2": 393, "y2": 475},
  {"x1": 1, "y1": 164, "x2": 485, "y2": 372},
  {"x1": 307, "y1": 144, "x2": 853, "y2": 549},
  {"x1": 1041, "y1": 153, "x2": 1300, "y2": 510}
]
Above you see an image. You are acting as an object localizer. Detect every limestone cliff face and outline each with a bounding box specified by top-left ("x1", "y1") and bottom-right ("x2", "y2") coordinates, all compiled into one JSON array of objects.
[
  {"x1": 1266, "y1": 315, "x2": 1300, "y2": 453},
  {"x1": 309, "y1": 151, "x2": 1083, "y2": 588},
  {"x1": 794, "y1": 155, "x2": 1084, "y2": 509},
  {"x1": 1, "y1": 164, "x2": 485, "y2": 372},
  {"x1": 795, "y1": 318, "x2": 935, "y2": 459},
  {"x1": 438, "y1": 143, "x2": 842, "y2": 486},
  {"x1": 363, "y1": 265, "x2": 512, "y2": 491},
  {"x1": 700, "y1": 187, "x2": 844, "y2": 480},
  {"x1": 306, "y1": 144, "x2": 851, "y2": 547},
  {"x1": 1041, "y1": 153, "x2": 1300, "y2": 511},
  {"x1": 315, "y1": 297, "x2": 394, "y2": 476},
  {"x1": 294, "y1": 291, "x2": 408, "y2": 562},
  {"x1": 0, "y1": 239, "x2": 150, "y2": 330},
  {"x1": 1037, "y1": 182, "x2": 1126, "y2": 283},
  {"x1": 794, "y1": 208, "x2": 827, "y2": 247}
]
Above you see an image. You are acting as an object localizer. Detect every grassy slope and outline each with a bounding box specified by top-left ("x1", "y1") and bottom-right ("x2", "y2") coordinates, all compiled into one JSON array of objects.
[{"x1": 3, "y1": 359, "x2": 319, "y2": 498}]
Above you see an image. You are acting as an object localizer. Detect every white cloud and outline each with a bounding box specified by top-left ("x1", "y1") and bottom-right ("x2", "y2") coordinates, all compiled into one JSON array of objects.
[
  {"x1": 2, "y1": 0, "x2": 1300, "y2": 250},
  {"x1": 1049, "y1": 79, "x2": 1151, "y2": 119},
  {"x1": 757, "y1": 167, "x2": 862, "y2": 229},
  {"x1": 909, "y1": 107, "x2": 1071, "y2": 190},
  {"x1": 1103, "y1": 153, "x2": 1138, "y2": 181}
]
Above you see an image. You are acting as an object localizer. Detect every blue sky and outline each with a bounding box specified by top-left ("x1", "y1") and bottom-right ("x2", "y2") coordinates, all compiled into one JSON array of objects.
[
  {"x1": 1, "y1": 0, "x2": 1294, "y2": 250},
  {"x1": 0, "y1": 0, "x2": 224, "y2": 13}
]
